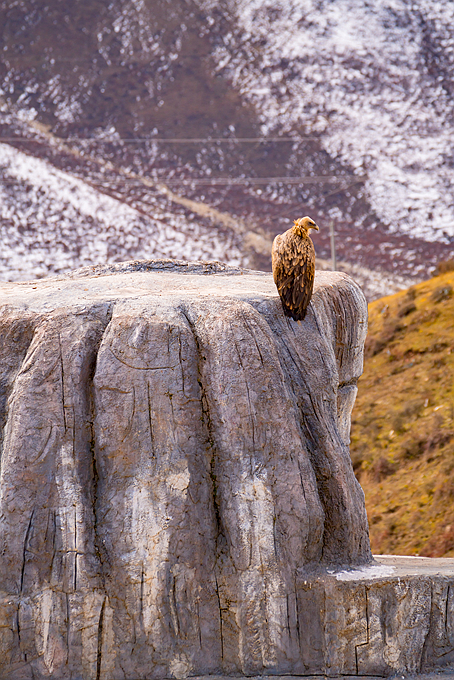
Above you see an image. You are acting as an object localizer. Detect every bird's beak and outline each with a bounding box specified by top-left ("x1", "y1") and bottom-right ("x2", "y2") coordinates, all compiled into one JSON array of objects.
[{"x1": 312, "y1": 224, "x2": 320, "y2": 231}]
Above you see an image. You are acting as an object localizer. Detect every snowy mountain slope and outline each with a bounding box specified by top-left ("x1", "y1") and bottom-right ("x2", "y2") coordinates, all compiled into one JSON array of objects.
[
  {"x1": 0, "y1": 116, "x2": 415, "y2": 298},
  {"x1": 0, "y1": 141, "x2": 246, "y2": 281},
  {"x1": 1, "y1": 0, "x2": 454, "y2": 295},
  {"x1": 0, "y1": 138, "x2": 417, "y2": 298},
  {"x1": 208, "y1": 0, "x2": 454, "y2": 245}
]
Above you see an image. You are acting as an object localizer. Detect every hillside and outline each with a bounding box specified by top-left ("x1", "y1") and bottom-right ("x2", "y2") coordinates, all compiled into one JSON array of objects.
[
  {"x1": 351, "y1": 268, "x2": 454, "y2": 556},
  {"x1": 1, "y1": 0, "x2": 454, "y2": 292}
]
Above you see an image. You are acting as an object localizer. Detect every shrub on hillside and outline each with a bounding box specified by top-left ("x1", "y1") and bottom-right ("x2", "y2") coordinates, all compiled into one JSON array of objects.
[
  {"x1": 370, "y1": 456, "x2": 396, "y2": 483},
  {"x1": 431, "y1": 285, "x2": 453, "y2": 303},
  {"x1": 420, "y1": 521, "x2": 454, "y2": 557},
  {"x1": 434, "y1": 259, "x2": 454, "y2": 275}
]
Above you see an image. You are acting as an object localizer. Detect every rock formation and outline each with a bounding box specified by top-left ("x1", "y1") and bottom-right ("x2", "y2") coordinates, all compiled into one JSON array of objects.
[{"x1": 0, "y1": 260, "x2": 371, "y2": 679}]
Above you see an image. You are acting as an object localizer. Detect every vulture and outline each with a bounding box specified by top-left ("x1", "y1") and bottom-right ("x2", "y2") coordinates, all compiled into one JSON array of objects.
[{"x1": 272, "y1": 216, "x2": 319, "y2": 321}]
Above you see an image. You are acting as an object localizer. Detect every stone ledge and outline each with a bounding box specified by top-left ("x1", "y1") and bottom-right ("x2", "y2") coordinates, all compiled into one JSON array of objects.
[
  {"x1": 286, "y1": 556, "x2": 454, "y2": 678},
  {"x1": 187, "y1": 556, "x2": 454, "y2": 677}
]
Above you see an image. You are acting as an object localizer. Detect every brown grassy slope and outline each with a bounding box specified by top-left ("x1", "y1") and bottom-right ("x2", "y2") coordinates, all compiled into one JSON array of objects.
[{"x1": 350, "y1": 271, "x2": 454, "y2": 556}]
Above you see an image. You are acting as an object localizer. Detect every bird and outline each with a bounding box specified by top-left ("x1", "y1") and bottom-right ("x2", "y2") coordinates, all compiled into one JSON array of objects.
[{"x1": 271, "y1": 216, "x2": 319, "y2": 321}]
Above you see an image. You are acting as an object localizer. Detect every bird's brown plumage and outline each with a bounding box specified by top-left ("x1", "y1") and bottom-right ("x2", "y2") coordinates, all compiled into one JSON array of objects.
[{"x1": 272, "y1": 216, "x2": 319, "y2": 321}]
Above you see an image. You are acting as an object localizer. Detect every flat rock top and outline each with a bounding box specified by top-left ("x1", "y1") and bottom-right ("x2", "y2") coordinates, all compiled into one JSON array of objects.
[
  {"x1": 330, "y1": 555, "x2": 454, "y2": 582},
  {"x1": 0, "y1": 258, "x2": 355, "y2": 311},
  {"x1": 376, "y1": 554, "x2": 454, "y2": 576}
]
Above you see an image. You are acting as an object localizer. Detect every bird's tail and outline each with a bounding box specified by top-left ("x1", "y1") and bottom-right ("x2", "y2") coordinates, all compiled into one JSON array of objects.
[{"x1": 283, "y1": 305, "x2": 307, "y2": 322}]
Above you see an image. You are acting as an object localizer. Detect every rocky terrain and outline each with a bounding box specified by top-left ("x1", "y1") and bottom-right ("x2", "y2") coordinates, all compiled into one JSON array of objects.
[
  {"x1": 3, "y1": 262, "x2": 454, "y2": 679},
  {"x1": 1, "y1": 0, "x2": 454, "y2": 296},
  {"x1": 0, "y1": 262, "x2": 373, "y2": 678}
]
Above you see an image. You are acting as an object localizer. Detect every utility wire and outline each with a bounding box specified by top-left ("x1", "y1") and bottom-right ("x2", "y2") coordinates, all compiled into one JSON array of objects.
[
  {"x1": 0, "y1": 136, "x2": 323, "y2": 143},
  {"x1": 0, "y1": 176, "x2": 365, "y2": 185},
  {"x1": 1, "y1": 55, "x2": 212, "y2": 62}
]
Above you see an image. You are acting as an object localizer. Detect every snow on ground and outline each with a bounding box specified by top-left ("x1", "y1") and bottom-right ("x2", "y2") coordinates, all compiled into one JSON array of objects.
[
  {"x1": 332, "y1": 563, "x2": 396, "y2": 581},
  {"x1": 317, "y1": 257, "x2": 416, "y2": 300},
  {"x1": 0, "y1": 143, "x2": 246, "y2": 281},
  {"x1": 209, "y1": 0, "x2": 454, "y2": 244}
]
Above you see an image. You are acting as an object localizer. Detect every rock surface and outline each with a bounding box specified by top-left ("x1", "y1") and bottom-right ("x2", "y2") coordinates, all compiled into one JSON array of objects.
[
  {"x1": 128, "y1": 555, "x2": 454, "y2": 679},
  {"x1": 0, "y1": 259, "x2": 372, "y2": 679}
]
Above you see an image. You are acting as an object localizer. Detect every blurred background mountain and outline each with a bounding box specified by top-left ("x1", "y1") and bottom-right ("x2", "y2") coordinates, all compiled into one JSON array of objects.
[{"x1": 1, "y1": 0, "x2": 454, "y2": 298}]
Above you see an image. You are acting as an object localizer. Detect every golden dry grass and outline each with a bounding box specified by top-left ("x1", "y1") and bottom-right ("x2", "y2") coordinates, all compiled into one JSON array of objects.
[{"x1": 351, "y1": 271, "x2": 454, "y2": 556}]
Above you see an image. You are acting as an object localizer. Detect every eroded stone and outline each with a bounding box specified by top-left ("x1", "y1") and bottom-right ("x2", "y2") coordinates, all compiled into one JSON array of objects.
[{"x1": 0, "y1": 259, "x2": 374, "y2": 678}]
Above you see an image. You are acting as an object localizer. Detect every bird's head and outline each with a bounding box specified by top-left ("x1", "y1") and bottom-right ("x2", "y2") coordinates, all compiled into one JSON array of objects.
[{"x1": 293, "y1": 216, "x2": 319, "y2": 236}]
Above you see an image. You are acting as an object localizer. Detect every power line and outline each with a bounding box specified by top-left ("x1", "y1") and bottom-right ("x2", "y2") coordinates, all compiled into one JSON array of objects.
[
  {"x1": 0, "y1": 136, "x2": 322, "y2": 143},
  {"x1": 0, "y1": 176, "x2": 365, "y2": 185},
  {"x1": 1, "y1": 55, "x2": 210, "y2": 62},
  {"x1": 329, "y1": 220, "x2": 337, "y2": 271}
]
